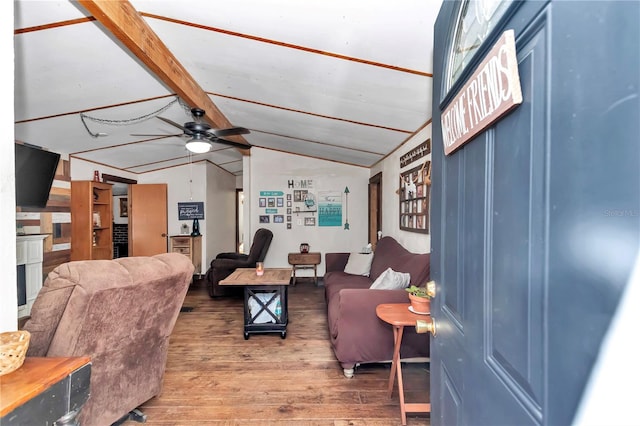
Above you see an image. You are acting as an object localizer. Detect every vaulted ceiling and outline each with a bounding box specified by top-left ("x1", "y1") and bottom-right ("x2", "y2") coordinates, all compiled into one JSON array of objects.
[{"x1": 14, "y1": 0, "x2": 442, "y2": 176}]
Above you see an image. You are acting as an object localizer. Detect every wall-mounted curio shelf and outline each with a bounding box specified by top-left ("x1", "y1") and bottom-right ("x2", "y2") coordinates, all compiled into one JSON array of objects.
[{"x1": 399, "y1": 162, "x2": 430, "y2": 234}]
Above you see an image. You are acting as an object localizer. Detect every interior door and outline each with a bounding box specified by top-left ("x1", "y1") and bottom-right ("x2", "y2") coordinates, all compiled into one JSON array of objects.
[
  {"x1": 128, "y1": 183, "x2": 168, "y2": 256},
  {"x1": 368, "y1": 172, "x2": 382, "y2": 249},
  {"x1": 430, "y1": 1, "x2": 639, "y2": 425}
]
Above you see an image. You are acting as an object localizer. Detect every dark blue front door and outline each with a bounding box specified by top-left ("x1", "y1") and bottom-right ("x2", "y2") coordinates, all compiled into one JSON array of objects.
[{"x1": 430, "y1": 1, "x2": 639, "y2": 425}]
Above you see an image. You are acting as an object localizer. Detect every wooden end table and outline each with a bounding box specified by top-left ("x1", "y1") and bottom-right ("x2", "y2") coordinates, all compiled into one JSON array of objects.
[
  {"x1": 287, "y1": 252, "x2": 321, "y2": 285},
  {"x1": 1, "y1": 357, "x2": 91, "y2": 425},
  {"x1": 220, "y1": 267, "x2": 292, "y2": 339},
  {"x1": 376, "y1": 303, "x2": 431, "y2": 425}
]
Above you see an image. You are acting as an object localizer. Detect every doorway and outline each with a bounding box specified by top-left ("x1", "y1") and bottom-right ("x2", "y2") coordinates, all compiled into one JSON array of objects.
[
  {"x1": 102, "y1": 173, "x2": 136, "y2": 258},
  {"x1": 368, "y1": 173, "x2": 382, "y2": 250}
]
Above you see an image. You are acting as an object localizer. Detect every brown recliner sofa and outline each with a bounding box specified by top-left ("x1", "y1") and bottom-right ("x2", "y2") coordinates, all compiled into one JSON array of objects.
[
  {"x1": 23, "y1": 253, "x2": 194, "y2": 426},
  {"x1": 324, "y1": 236, "x2": 430, "y2": 378},
  {"x1": 205, "y1": 228, "x2": 273, "y2": 297}
]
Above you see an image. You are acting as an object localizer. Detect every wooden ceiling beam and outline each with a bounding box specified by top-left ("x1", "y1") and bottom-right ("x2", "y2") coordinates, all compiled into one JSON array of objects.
[{"x1": 77, "y1": 0, "x2": 250, "y2": 149}]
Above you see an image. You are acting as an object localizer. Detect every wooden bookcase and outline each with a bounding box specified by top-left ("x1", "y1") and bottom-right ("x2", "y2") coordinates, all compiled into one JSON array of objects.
[
  {"x1": 71, "y1": 180, "x2": 113, "y2": 260},
  {"x1": 399, "y1": 162, "x2": 430, "y2": 233}
]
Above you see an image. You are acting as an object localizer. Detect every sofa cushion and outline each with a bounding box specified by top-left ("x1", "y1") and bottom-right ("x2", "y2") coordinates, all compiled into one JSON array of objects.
[
  {"x1": 343, "y1": 252, "x2": 373, "y2": 276},
  {"x1": 324, "y1": 271, "x2": 372, "y2": 302},
  {"x1": 369, "y1": 267, "x2": 411, "y2": 290},
  {"x1": 369, "y1": 236, "x2": 431, "y2": 285}
]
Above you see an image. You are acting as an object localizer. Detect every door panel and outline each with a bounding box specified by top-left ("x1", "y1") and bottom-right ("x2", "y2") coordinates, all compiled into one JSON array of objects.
[
  {"x1": 432, "y1": 1, "x2": 639, "y2": 425},
  {"x1": 129, "y1": 184, "x2": 168, "y2": 257},
  {"x1": 485, "y1": 18, "x2": 546, "y2": 414}
]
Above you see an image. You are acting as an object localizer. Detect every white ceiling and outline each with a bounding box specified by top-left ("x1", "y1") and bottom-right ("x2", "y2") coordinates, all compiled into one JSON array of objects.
[{"x1": 14, "y1": 0, "x2": 442, "y2": 176}]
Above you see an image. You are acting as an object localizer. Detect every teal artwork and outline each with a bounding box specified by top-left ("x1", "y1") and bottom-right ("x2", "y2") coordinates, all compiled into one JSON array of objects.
[{"x1": 318, "y1": 190, "x2": 342, "y2": 227}]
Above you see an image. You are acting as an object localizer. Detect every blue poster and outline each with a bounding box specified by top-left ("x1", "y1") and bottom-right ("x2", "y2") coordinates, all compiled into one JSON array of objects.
[{"x1": 318, "y1": 191, "x2": 342, "y2": 227}]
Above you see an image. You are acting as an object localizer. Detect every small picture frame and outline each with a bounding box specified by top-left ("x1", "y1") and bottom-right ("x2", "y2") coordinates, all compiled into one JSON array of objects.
[
  {"x1": 287, "y1": 201, "x2": 292, "y2": 207},
  {"x1": 286, "y1": 194, "x2": 292, "y2": 201},
  {"x1": 180, "y1": 223, "x2": 189, "y2": 234},
  {"x1": 259, "y1": 215, "x2": 270, "y2": 223},
  {"x1": 304, "y1": 217, "x2": 315, "y2": 226},
  {"x1": 119, "y1": 198, "x2": 128, "y2": 217},
  {"x1": 259, "y1": 198, "x2": 266, "y2": 208},
  {"x1": 93, "y1": 211, "x2": 102, "y2": 227},
  {"x1": 268, "y1": 198, "x2": 275, "y2": 207},
  {"x1": 274, "y1": 215, "x2": 284, "y2": 223},
  {"x1": 287, "y1": 223, "x2": 292, "y2": 229},
  {"x1": 277, "y1": 198, "x2": 284, "y2": 207}
]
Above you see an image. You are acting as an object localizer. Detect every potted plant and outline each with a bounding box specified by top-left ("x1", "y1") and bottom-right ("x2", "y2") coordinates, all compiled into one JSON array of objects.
[{"x1": 406, "y1": 283, "x2": 431, "y2": 314}]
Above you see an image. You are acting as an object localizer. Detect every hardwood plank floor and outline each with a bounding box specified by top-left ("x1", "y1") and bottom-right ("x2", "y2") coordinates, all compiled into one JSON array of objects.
[{"x1": 124, "y1": 277, "x2": 430, "y2": 425}]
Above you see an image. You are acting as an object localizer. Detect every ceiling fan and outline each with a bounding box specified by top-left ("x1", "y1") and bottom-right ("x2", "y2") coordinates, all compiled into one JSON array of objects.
[{"x1": 133, "y1": 107, "x2": 251, "y2": 153}]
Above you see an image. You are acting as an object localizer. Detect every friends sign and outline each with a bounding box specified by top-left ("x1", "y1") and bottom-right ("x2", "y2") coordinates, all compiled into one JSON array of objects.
[{"x1": 441, "y1": 29, "x2": 522, "y2": 155}]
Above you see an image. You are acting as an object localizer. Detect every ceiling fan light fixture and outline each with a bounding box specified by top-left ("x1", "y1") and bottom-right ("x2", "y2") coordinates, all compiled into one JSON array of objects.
[{"x1": 185, "y1": 134, "x2": 212, "y2": 153}]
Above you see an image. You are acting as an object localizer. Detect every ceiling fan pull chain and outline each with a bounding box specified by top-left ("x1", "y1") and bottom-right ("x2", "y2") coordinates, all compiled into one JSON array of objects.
[
  {"x1": 80, "y1": 114, "x2": 107, "y2": 138},
  {"x1": 80, "y1": 97, "x2": 181, "y2": 127}
]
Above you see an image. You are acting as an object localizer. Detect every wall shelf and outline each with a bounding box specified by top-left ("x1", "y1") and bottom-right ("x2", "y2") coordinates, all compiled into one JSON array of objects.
[
  {"x1": 71, "y1": 180, "x2": 113, "y2": 260},
  {"x1": 399, "y1": 162, "x2": 430, "y2": 234}
]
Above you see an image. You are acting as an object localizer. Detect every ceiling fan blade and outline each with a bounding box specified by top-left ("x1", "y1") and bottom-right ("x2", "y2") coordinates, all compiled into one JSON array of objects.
[
  {"x1": 131, "y1": 133, "x2": 183, "y2": 137},
  {"x1": 206, "y1": 135, "x2": 252, "y2": 149},
  {"x1": 209, "y1": 127, "x2": 251, "y2": 137},
  {"x1": 157, "y1": 116, "x2": 189, "y2": 132}
]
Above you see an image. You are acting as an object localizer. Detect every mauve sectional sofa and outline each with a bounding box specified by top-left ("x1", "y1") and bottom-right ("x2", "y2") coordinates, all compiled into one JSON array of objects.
[{"x1": 324, "y1": 236, "x2": 431, "y2": 377}]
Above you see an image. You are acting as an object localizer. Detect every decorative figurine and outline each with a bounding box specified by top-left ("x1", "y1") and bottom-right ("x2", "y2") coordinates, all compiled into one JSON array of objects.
[{"x1": 191, "y1": 218, "x2": 201, "y2": 236}]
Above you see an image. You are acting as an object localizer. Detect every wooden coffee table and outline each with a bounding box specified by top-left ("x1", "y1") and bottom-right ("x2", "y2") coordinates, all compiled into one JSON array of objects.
[{"x1": 220, "y1": 268, "x2": 292, "y2": 339}]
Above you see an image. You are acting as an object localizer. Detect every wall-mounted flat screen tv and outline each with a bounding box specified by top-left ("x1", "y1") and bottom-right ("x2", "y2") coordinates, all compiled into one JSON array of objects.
[{"x1": 15, "y1": 143, "x2": 61, "y2": 208}]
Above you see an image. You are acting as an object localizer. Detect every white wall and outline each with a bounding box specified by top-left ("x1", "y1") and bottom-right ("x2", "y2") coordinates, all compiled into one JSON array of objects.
[
  {"x1": 204, "y1": 161, "x2": 237, "y2": 264},
  {"x1": 70, "y1": 157, "x2": 237, "y2": 274},
  {"x1": 70, "y1": 158, "x2": 138, "y2": 182},
  {"x1": 370, "y1": 123, "x2": 432, "y2": 254},
  {"x1": 1, "y1": 0, "x2": 16, "y2": 331},
  {"x1": 139, "y1": 161, "x2": 207, "y2": 238},
  {"x1": 247, "y1": 148, "x2": 370, "y2": 276}
]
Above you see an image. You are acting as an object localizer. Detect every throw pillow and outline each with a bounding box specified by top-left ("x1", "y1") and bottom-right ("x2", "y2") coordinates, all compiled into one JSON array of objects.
[
  {"x1": 343, "y1": 252, "x2": 374, "y2": 276},
  {"x1": 369, "y1": 267, "x2": 411, "y2": 290}
]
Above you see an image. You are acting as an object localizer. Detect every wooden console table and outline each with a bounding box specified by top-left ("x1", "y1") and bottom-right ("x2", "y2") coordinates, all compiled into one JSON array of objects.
[
  {"x1": 376, "y1": 303, "x2": 430, "y2": 425},
  {"x1": 0, "y1": 357, "x2": 91, "y2": 425}
]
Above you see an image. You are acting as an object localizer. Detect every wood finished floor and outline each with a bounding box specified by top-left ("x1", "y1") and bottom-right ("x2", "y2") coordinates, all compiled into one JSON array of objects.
[{"x1": 124, "y1": 277, "x2": 430, "y2": 425}]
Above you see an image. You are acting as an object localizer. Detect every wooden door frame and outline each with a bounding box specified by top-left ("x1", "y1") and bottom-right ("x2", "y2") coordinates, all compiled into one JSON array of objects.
[
  {"x1": 368, "y1": 172, "x2": 382, "y2": 249},
  {"x1": 101, "y1": 173, "x2": 137, "y2": 185},
  {"x1": 236, "y1": 188, "x2": 243, "y2": 252}
]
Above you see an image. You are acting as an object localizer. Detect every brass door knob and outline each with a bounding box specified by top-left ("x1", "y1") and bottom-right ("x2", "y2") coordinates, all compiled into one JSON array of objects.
[{"x1": 416, "y1": 317, "x2": 436, "y2": 337}]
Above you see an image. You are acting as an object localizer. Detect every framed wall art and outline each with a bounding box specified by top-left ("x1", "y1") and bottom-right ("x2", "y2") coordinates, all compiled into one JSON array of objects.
[{"x1": 119, "y1": 198, "x2": 128, "y2": 217}]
